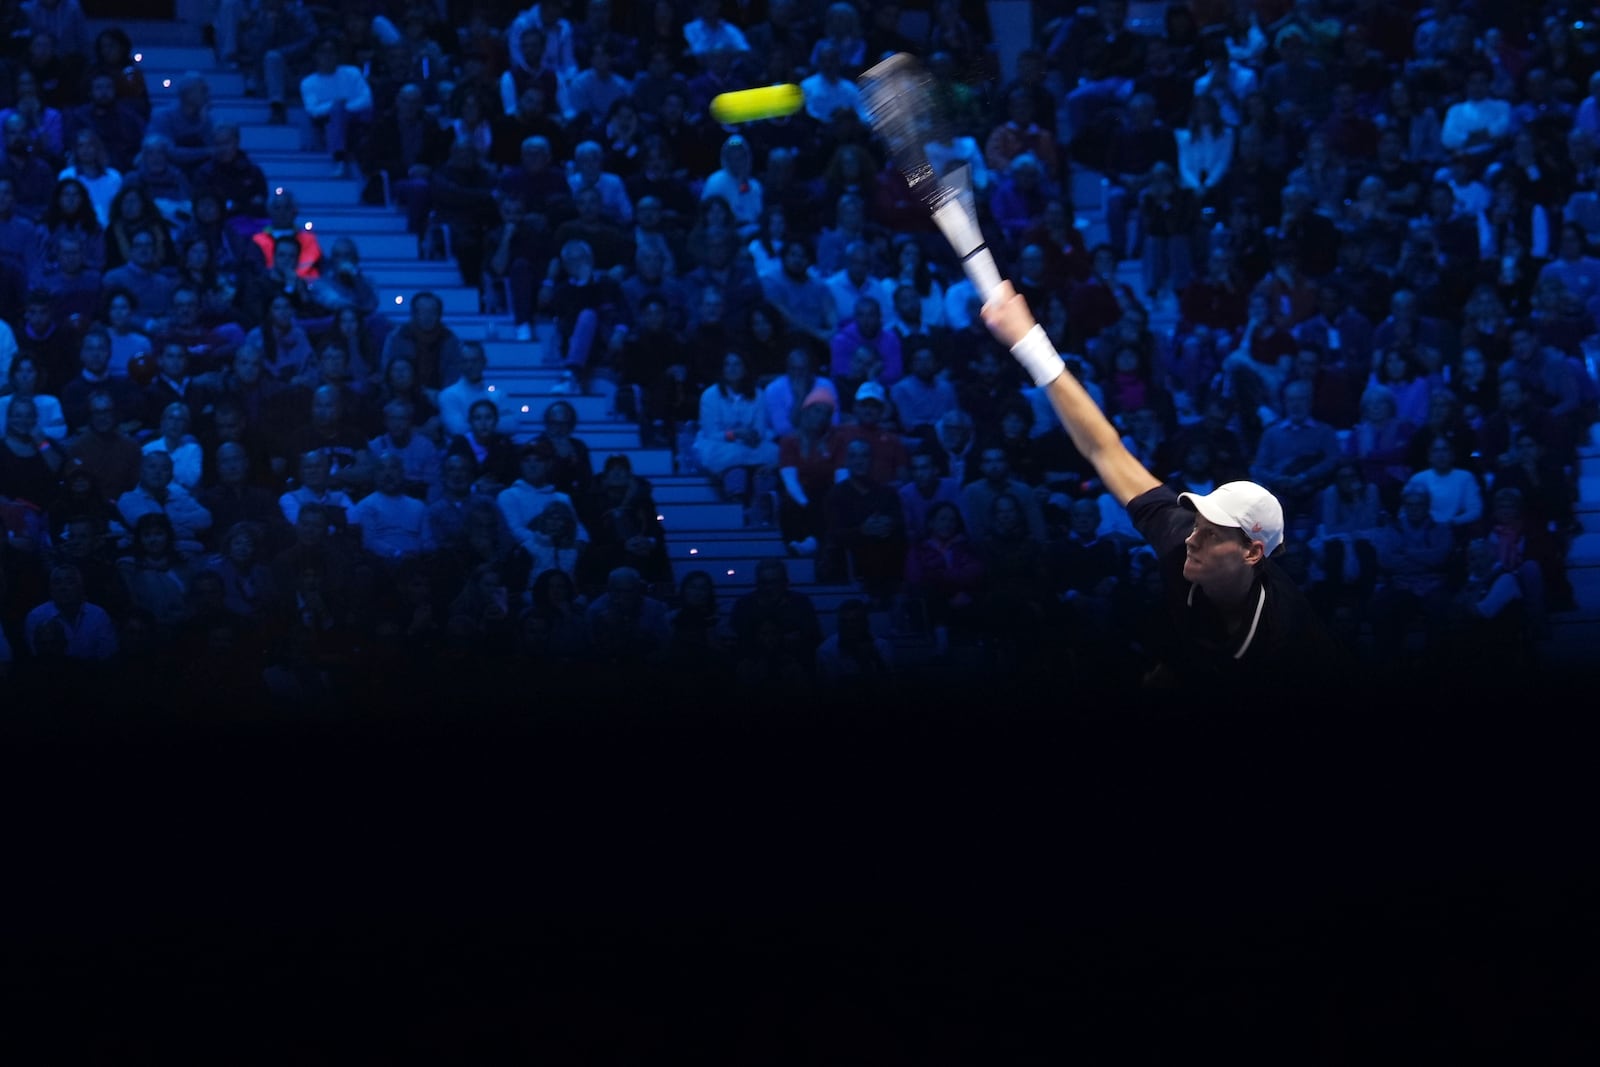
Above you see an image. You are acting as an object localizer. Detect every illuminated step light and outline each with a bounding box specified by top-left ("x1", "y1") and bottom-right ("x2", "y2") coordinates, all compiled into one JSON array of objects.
[
  {"x1": 304, "y1": 221, "x2": 313, "y2": 230},
  {"x1": 394, "y1": 296, "x2": 404, "y2": 304},
  {"x1": 726, "y1": 569, "x2": 735, "y2": 576},
  {"x1": 688, "y1": 548, "x2": 698, "y2": 555},
  {"x1": 521, "y1": 405, "x2": 530, "y2": 413},
  {"x1": 486, "y1": 385, "x2": 495, "y2": 392},
  {"x1": 275, "y1": 187, "x2": 283, "y2": 195},
  {"x1": 162, "y1": 79, "x2": 171, "y2": 87},
  {"x1": 134, "y1": 53, "x2": 143, "y2": 62}
]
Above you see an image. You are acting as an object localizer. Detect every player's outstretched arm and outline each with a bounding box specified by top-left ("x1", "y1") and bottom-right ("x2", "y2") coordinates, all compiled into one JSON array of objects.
[{"x1": 981, "y1": 282, "x2": 1161, "y2": 508}]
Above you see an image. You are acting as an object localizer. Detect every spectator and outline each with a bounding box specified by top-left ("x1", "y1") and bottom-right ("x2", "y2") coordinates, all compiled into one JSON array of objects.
[
  {"x1": 585, "y1": 565, "x2": 672, "y2": 667},
  {"x1": 540, "y1": 238, "x2": 627, "y2": 387},
  {"x1": 66, "y1": 70, "x2": 145, "y2": 176},
  {"x1": 834, "y1": 382, "x2": 909, "y2": 485},
  {"x1": 1404, "y1": 434, "x2": 1484, "y2": 533},
  {"x1": 899, "y1": 449, "x2": 965, "y2": 543},
  {"x1": 700, "y1": 135, "x2": 761, "y2": 240},
  {"x1": 367, "y1": 398, "x2": 440, "y2": 499},
  {"x1": 693, "y1": 351, "x2": 779, "y2": 503},
  {"x1": 799, "y1": 39, "x2": 864, "y2": 127},
  {"x1": 1137, "y1": 162, "x2": 1198, "y2": 301},
  {"x1": 1368, "y1": 483, "x2": 1456, "y2": 667},
  {"x1": 1441, "y1": 65, "x2": 1514, "y2": 157},
  {"x1": 567, "y1": 138, "x2": 632, "y2": 225},
  {"x1": 353, "y1": 452, "x2": 434, "y2": 563},
  {"x1": 577, "y1": 453, "x2": 669, "y2": 592},
  {"x1": 146, "y1": 75, "x2": 213, "y2": 178},
  {"x1": 776, "y1": 387, "x2": 838, "y2": 559},
  {"x1": 381, "y1": 291, "x2": 463, "y2": 393},
  {"x1": 565, "y1": 42, "x2": 631, "y2": 133},
  {"x1": 1261, "y1": 27, "x2": 1332, "y2": 125},
  {"x1": 242, "y1": 0, "x2": 319, "y2": 126},
  {"x1": 24, "y1": 564, "x2": 118, "y2": 661},
  {"x1": 362, "y1": 83, "x2": 453, "y2": 228},
  {"x1": 761, "y1": 239, "x2": 835, "y2": 347},
  {"x1": 962, "y1": 444, "x2": 1047, "y2": 544},
  {"x1": 448, "y1": 399, "x2": 520, "y2": 495},
  {"x1": 1308, "y1": 459, "x2": 1381, "y2": 597},
  {"x1": 117, "y1": 448, "x2": 211, "y2": 548},
  {"x1": 278, "y1": 449, "x2": 354, "y2": 531},
  {"x1": 0, "y1": 113, "x2": 58, "y2": 221},
  {"x1": 198, "y1": 441, "x2": 284, "y2": 544},
  {"x1": 437, "y1": 341, "x2": 510, "y2": 440},
  {"x1": 116, "y1": 511, "x2": 195, "y2": 630},
  {"x1": 300, "y1": 37, "x2": 375, "y2": 179},
  {"x1": 1103, "y1": 93, "x2": 1178, "y2": 261},
  {"x1": 204, "y1": 521, "x2": 277, "y2": 624},
  {"x1": 64, "y1": 386, "x2": 140, "y2": 494},
  {"x1": 1060, "y1": 0, "x2": 1144, "y2": 148},
  {"x1": 497, "y1": 439, "x2": 589, "y2": 555},
  {"x1": 729, "y1": 558, "x2": 821, "y2": 672},
  {"x1": 242, "y1": 294, "x2": 313, "y2": 384},
  {"x1": 829, "y1": 296, "x2": 901, "y2": 386},
  {"x1": 141, "y1": 400, "x2": 202, "y2": 490},
  {"x1": 890, "y1": 345, "x2": 959, "y2": 437},
  {"x1": 1251, "y1": 379, "x2": 1341, "y2": 518}
]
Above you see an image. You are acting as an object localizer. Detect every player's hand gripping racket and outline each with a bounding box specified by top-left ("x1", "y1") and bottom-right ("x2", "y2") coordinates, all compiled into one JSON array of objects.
[{"x1": 858, "y1": 53, "x2": 1005, "y2": 304}]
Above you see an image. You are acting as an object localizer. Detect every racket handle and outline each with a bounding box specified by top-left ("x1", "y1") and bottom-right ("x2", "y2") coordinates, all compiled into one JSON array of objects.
[
  {"x1": 931, "y1": 199, "x2": 1002, "y2": 304},
  {"x1": 960, "y1": 246, "x2": 1004, "y2": 306}
]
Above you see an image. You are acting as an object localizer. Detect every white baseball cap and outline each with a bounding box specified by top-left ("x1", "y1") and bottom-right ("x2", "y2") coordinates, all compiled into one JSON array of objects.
[
  {"x1": 854, "y1": 381, "x2": 887, "y2": 405},
  {"x1": 1179, "y1": 481, "x2": 1285, "y2": 556}
]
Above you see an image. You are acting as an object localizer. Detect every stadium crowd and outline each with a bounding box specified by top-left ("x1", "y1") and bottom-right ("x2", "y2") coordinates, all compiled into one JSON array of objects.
[{"x1": 0, "y1": 0, "x2": 1597, "y2": 705}]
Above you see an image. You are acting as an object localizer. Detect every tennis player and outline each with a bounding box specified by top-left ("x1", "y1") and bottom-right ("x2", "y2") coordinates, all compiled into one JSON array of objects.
[{"x1": 981, "y1": 281, "x2": 1346, "y2": 688}]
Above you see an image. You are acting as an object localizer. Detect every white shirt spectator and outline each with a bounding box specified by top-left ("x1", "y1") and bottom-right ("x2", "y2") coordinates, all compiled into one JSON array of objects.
[
  {"x1": 509, "y1": 6, "x2": 578, "y2": 77},
  {"x1": 0, "y1": 392, "x2": 66, "y2": 441},
  {"x1": 57, "y1": 165, "x2": 122, "y2": 227},
  {"x1": 438, "y1": 377, "x2": 512, "y2": 439},
  {"x1": 924, "y1": 136, "x2": 989, "y2": 191},
  {"x1": 352, "y1": 490, "x2": 433, "y2": 559},
  {"x1": 700, "y1": 169, "x2": 763, "y2": 230},
  {"x1": 683, "y1": 17, "x2": 750, "y2": 56},
  {"x1": 1441, "y1": 97, "x2": 1513, "y2": 151},
  {"x1": 1194, "y1": 65, "x2": 1258, "y2": 127},
  {"x1": 142, "y1": 435, "x2": 203, "y2": 490},
  {"x1": 368, "y1": 432, "x2": 442, "y2": 489},
  {"x1": 299, "y1": 65, "x2": 374, "y2": 117},
  {"x1": 799, "y1": 71, "x2": 866, "y2": 124},
  {"x1": 1176, "y1": 126, "x2": 1234, "y2": 194},
  {"x1": 565, "y1": 67, "x2": 630, "y2": 127},
  {"x1": 496, "y1": 480, "x2": 589, "y2": 551},
  {"x1": 24, "y1": 600, "x2": 118, "y2": 660},
  {"x1": 567, "y1": 169, "x2": 633, "y2": 223},
  {"x1": 1405, "y1": 468, "x2": 1484, "y2": 528},
  {"x1": 117, "y1": 482, "x2": 212, "y2": 544},
  {"x1": 943, "y1": 278, "x2": 979, "y2": 330},
  {"x1": 278, "y1": 485, "x2": 354, "y2": 527},
  {"x1": 825, "y1": 268, "x2": 883, "y2": 324}
]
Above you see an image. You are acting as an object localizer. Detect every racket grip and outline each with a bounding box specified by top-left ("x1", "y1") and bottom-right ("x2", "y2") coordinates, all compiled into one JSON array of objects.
[
  {"x1": 931, "y1": 199, "x2": 1002, "y2": 304},
  {"x1": 960, "y1": 246, "x2": 1004, "y2": 305}
]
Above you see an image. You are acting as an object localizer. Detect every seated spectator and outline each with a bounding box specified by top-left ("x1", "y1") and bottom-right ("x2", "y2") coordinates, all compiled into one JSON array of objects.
[
  {"x1": 204, "y1": 521, "x2": 277, "y2": 624},
  {"x1": 368, "y1": 398, "x2": 440, "y2": 499},
  {"x1": 380, "y1": 292, "x2": 463, "y2": 394},
  {"x1": 519, "y1": 500, "x2": 585, "y2": 586},
  {"x1": 429, "y1": 140, "x2": 499, "y2": 290},
  {"x1": 730, "y1": 558, "x2": 822, "y2": 673},
  {"x1": 298, "y1": 37, "x2": 374, "y2": 180},
  {"x1": 244, "y1": 190, "x2": 323, "y2": 281},
  {"x1": 278, "y1": 450, "x2": 354, "y2": 535},
  {"x1": 1368, "y1": 484, "x2": 1457, "y2": 667},
  {"x1": 1404, "y1": 435, "x2": 1484, "y2": 535},
  {"x1": 577, "y1": 453, "x2": 669, "y2": 593},
  {"x1": 1441, "y1": 65, "x2": 1514, "y2": 158},
  {"x1": 692, "y1": 352, "x2": 779, "y2": 503},
  {"x1": 567, "y1": 138, "x2": 633, "y2": 226},
  {"x1": 834, "y1": 383, "x2": 910, "y2": 486},
  {"x1": 156, "y1": 282, "x2": 243, "y2": 372},
  {"x1": 141, "y1": 400, "x2": 202, "y2": 491},
  {"x1": 551, "y1": 185, "x2": 631, "y2": 271},
  {"x1": 1344, "y1": 384, "x2": 1413, "y2": 505},
  {"x1": 536, "y1": 399, "x2": 593, "y2": 500},
  {"x1": 962, "y1": 444, "x2": 1047, "y2": 544},
  {"x1": 799, "y1": 39, "x2": 865, "y2": 126},
  {"x1": 122, "y1": 135, "x2": 191, "y2": 213},
  {"x1": 988, "y1": 85, "x2": 1061, "y2": 183},
  {"x1": 0, "y1": 354, "x2": 67, "y2": 441},
  {"x1": 65, "y1": 387, "x2": 141, "y2": 494},
  {"x1": 1136, "y1": 162, "x2": 1198, "y2": 302},
  {"x1": 192, "y1": 125, "x2": 267, "y2": 226},
  {"x1": 281, "y1": 384, "x2": 374, "y2": 495},
  {"x1": 24, "y1": 564, "x2": 118, "y2": 661},
  {"x1": 66, "y1": 72, "x2": 145, "y2": 174},
  {"x1": 815, "y1": 598, "x2": 895, "y2": 688},
  {"x1": 496, "y1": 439, "x2": 590, "y2": 555},
  {"x1": 240, "y1": 0, "x2": 319, "y2": 125},
  {"x1": 243, "y1": 294, "x2": 314, "y2": 384},
  {"x1": 829, "y1": 297, "x2": 901, "y2": 386},
  {"x1": 539, "y1": 239, "x2": 627, "y2": 387},
  {"x1": 765, "y1": 347, "x2": 839, "y2": 440},
  {"x1": 974, "y1": 490, "x2": 1054, "y2": 646},
  {"x1": 1308, "y1": 460, "x2": 1381, "y2": 599},
  {"x1": 447, "y1": 399, "x2": 520, "y2": 495},
  {"x1": 40, "y1": 177, "x2": 105, "y2": 276},
  {"x1": 890, "y1": 344, "x2": 959, "y2": 438},
  {"x1": 352, "y1": 452, "x2": 434, "y2": 563},
  {"x1": 116, "y1": 511, "x2": 195, "y2": 631},
  {"x1": 585, "y1": 565, "x2": 672, "y2": 668},
  {"x1": 0, "y1": 113, "x2": 59, "y2": 221},
  {"x1": 1250, "y1": 380, "x2": 1341, "y2": 519},
  {"x1": 198, "y1": 441, "x2": 284, "y2": 546},
  {"x1": 437, "y1": 341, "x2": 509, "y2": 441},
  {"x1": 103, "y1": 184, "x2": 171, "y2": 272},
  {"x1": 761, "y1": 239, "x2": 834, "y2": 347},
  {"x1": 0, "y1": 393, "x2": 64, "y2": 509},
  {"x1": 776, "y1": 388, "x2": 839, "y2": 559},
  {"x1": 899, "y1": 447, "x2": 965, "y2": 543},
  {"x1": 101, "y1": 225, "x2": 176, "y2": 323},
  {"x1": 117, "y1": 448, "x2": 211, "y2": 549},
  {"x1": 361, "y1": 83, "x2": 452, "y2": 230},
  {"x1": 904, "y1": 500, "x2": 984, "y2": 639}
]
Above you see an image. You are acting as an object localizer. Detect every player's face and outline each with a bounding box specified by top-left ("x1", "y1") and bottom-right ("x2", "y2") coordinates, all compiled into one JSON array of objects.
[{"x1": 1182, "y1": 514, "x2": 1255, "y2": 587}]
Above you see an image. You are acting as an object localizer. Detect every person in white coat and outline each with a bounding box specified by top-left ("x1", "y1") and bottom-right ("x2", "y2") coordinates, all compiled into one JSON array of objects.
[
  {"x1": 694, "y1": 352, "x2": 780, "y2": 502},
  {"x1": 1175, "y1": 93, "x2": 1234, "y2": 206},
  {"x1": 299, "y1": 37, "x2": 374, "y2": 178}
]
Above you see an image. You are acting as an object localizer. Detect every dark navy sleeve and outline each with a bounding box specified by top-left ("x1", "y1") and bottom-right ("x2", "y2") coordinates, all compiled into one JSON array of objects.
[{"x1": 1126, "y1": 484, "x2": 1194, "y2": 560}]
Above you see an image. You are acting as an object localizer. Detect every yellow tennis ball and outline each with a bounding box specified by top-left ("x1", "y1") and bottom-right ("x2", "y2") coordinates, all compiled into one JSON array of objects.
[{"x1": 709, "y1": 84, "x2": 804, "y2": 125}]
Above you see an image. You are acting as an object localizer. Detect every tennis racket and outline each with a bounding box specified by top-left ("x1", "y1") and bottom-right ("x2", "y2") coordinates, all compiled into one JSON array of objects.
[{"x1": 858, "y1": 53, "x2": 1005, "y2": 304}]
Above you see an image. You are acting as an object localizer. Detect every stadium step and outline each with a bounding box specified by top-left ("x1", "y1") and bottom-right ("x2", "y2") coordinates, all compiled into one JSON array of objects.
[
  {"x1": 656, "y1": 502, "x2": 745, "y2": 532},
  {"x1": 86, "y1": 19, "x2": 204, "y2": 46},
  {"x1": 650, "y1": 483, "x2": 721, "y2": 504},
  {"x1": 264, "y1": 178, "x2": 365, "y2": 206},
  {"x1": 240, "y1": 125, "x2": 304, "y2": 153},
  {"x1": 148, "y1": 69, "x2": 246, "y2": 96},
  {"x1": 672, "y1": 557, "x2": 813, "y2": 585},
  {"x1": 298, "y1": 211, "x2": 411, "y2": 235},
  {"x1": 343, "y1": 233, "x2": 419, "y2": 260},
  {"x1": 362, "y1": 264, "x2": 466, "y2": 288},
  {"x1": 379, "y1": 287, "x2": 479, "y2": 316},
  {"x1": 135, "y1": 45, "x2": 219, "y2": 70}
]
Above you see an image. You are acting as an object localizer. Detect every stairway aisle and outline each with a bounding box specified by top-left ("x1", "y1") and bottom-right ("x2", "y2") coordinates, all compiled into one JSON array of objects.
[{"x1": 115, "y1": 19, "x2": 868, "y2": 636}]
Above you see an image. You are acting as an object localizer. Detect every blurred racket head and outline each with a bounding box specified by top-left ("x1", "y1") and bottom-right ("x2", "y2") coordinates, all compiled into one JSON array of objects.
[{"x1": 858, "y1": 53, "x2": 959, "y2": 209}]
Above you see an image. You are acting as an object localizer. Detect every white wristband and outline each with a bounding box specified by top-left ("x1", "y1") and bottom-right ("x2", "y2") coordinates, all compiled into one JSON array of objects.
[{"x1": 1011, "y1": 325, "x2": 1067, "y2": 388}]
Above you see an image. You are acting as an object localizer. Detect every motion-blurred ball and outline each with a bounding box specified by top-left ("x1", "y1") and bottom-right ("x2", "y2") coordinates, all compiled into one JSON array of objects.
[{"x1": 709, "y1": 84, "x2": 804, "y2": 125}]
